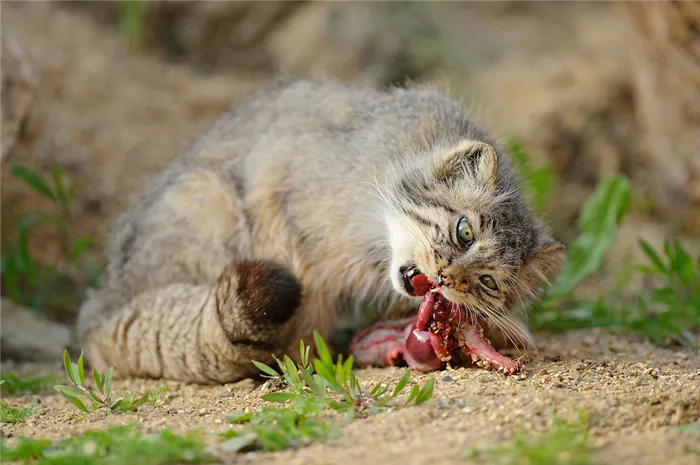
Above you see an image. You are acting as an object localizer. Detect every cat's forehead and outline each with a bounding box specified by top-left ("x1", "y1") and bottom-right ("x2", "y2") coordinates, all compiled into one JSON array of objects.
[{"x1": 481, "y1": 201, "x2": 541, "y2": 265}]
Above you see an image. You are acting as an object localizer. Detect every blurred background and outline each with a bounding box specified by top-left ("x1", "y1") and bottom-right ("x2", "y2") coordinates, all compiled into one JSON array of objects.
[{"x1": 1, "y1": 1, "x2": 699, "y2": 362}]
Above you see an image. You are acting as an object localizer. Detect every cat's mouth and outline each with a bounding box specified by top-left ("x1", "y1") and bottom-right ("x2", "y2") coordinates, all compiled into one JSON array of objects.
[{"x1": 399, "y1": 265, "x2": 435, "y2": 297}]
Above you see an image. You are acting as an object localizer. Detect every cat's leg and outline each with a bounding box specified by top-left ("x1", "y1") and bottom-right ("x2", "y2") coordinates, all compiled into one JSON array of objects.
[
  {"x1": 77, "y1": 166, "x2": 308, "y2": 383},
  {"x1": 79, "y1": 260, "x2": 304, "y2": 383}
]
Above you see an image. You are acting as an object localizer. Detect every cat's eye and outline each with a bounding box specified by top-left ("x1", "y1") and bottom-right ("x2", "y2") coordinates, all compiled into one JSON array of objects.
[
  {"x1": 456, "y1": 217, "x2": 474, "y2": 248},
  {"x1": 480, "y1": 275, "x2": 498, "y2": 291}
]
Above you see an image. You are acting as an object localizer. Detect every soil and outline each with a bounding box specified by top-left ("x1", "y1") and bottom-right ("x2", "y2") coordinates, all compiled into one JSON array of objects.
[
  {"x1": 3, "y1": 330, "x2": 699, "y2": 465},
  {"x1": 1, "y1": 3, "x2": 699, "y2": 465}
]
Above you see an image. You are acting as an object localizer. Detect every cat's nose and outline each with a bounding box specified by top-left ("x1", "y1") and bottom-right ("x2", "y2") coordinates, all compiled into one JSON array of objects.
[{"x1": 437, "y1": 272, "x2": 454, "y2": 288}]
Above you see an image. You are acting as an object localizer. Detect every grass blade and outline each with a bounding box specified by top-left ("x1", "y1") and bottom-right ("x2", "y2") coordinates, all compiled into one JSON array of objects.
[
  {"x1": 11, "y1": 166, "x2": 57, "y2": 203},
  {"x1": 313, "y1": 331, "x2": 333, "y2": 367},
  {"x1": 92, "y1": 369, "x2": 104, "y2": 395},
  {"x1": 63, "y1": 395, "x2": 89, "y2": 413},
  {"x1": 391, "y1": 370, "x2": 411, "y2": 398},
  {"x1": 252, "y1": 360, "x2": 280, "y2": 378},
  {"x1": 638, "y1": 240, "x2": 667, "y2": 273},
  {"x1": 415, "y1": 377, "x2": 435, "y2": 404},
  {"x1": 77, "y1": 352, "x2": 85, "y2": 385},
  {"x1": 54, "y1": 385, "x2": 86, "y2": 398},
  {"x1": 104, "y1": 368, "x2": 113, "y2": 401},
  {"x1": 63, "y1": 349, "x2": 76, "y2": 384},
  {"x1": 404, "y1": 384, "x2": 420, "y2": 405}
]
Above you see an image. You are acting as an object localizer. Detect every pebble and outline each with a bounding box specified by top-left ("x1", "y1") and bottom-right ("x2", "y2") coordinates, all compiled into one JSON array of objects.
[{"x1": 440, "y1": 375, "x2": 455, "y2": 383}]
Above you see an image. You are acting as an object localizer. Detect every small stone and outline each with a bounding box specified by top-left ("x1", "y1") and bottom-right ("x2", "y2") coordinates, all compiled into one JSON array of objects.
[
  {"x1": 198, "y1": 408, "x2": 208, "y2": 415},
  {"x1": 440, "y1": 375, "x2": 455, "y2": 383}
]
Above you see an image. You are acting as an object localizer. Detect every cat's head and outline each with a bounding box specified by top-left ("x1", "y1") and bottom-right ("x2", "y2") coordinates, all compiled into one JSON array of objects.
[{"x1": 382, "y1": 139, "x2": 566, "y2": 347}]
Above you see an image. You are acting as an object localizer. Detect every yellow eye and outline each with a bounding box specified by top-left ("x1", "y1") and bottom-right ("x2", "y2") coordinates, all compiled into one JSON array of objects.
[
  {"x1": 480, "y1": 275, "x2": 498, "y2": 291},
  {"x1": 457, "y1": 217, "x2": 474, "y2": 248}
]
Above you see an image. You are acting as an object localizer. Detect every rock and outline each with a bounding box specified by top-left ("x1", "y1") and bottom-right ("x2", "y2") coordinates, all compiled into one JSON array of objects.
[
  {"x1": 0, "y1": 298, "x2": 75, "y2": 362},
  {"x1": 1, "y1": 31, "x2": 37, "y2": 164}
]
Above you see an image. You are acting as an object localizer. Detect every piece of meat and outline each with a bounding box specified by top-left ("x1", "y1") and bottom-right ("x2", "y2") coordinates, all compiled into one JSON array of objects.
[{"x1": 350, "y1": 279, "x2": 523, "y2": 376}]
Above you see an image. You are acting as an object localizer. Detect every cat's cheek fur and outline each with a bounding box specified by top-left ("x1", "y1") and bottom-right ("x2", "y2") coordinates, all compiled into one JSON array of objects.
[{"x1": 385, "y1": 213, "x2": 416, "y2": 294}]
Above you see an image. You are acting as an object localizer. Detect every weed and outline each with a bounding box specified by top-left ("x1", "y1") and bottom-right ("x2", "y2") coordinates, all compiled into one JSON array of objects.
[
  {"x1": 0, "y1": 425, "x2": 216, "y2": 464},
  {"x1": 0, "y1": 401, "x2": 38, "y2": 424},
  {"x1": 216, "y1": 332, "x2": 435, "y2": 453},
  {"x1": 55, "y1": 349, "x2": 168, "y2": 413},
  {"x1": 253, "y1": 331, "x2": 435, "y2": 417},
  {"x1": 121, "y1": 0, "x2": 146, "y2": 53},
  {"x1": 631, "y1": 239, "x2": 700, "y2": 346},
  {"x1": 2, "y1": 165, "x2": 98, "y2": 314},
  {"x1": 0, "y1": 372, "x2": 57, "y2": 395},
  {"x1": 511, "y1": 138, "x2": 700, "y2": 347},
  {"x1": 508, "y1": 137, "x2": 555, "y2": 213},
  {"x1": 466, "y1": 411, "x2": 592, "y2": 465},
  {"x1": 220, "y1": 400, "x2": 337, "y2": 453}
]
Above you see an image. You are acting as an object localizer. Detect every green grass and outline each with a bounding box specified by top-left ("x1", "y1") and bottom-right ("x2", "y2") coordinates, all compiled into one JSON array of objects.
[
  {"x1": 0, "y1": 425, "x2": 216, "y2": 465},
  {"x1": 2, "y1": 165, "x2": 99, "y2": 316},
  {"x1": 252, "y1": 331, "x2": 435, "y2": 418},
  {"x1": 466, "y1": 412, "x2": 592, "y2": 465},
  {"x1": 511, "y1": 139, "x2": 700, "y2": 347},
  {"x1": 51, "y1": 332, "x2": 433, "y2": 454},
  {"x1": 55, "y1": 349, "x2": 168, "y2": 413},
  {"x1": 217, "y1": 331, "x2": 434, "y2": 452},
  {"x1": 121, "y1": 0, "x2": 146, "y2": 54},
  {"x1": 0, "y1": 401, "x2": 38, "y2": 424},
  {"x1": 1, "y1": 372, "x2": 57, "y2": 395}
]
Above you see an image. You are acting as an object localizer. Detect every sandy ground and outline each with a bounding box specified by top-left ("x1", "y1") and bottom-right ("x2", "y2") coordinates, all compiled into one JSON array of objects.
[
  {"x1": 2, "y1": 3, "x2": 699, "y2": 464},
  {"x1": 3, "y1": 329, "x2": 699, "y2": 465}
]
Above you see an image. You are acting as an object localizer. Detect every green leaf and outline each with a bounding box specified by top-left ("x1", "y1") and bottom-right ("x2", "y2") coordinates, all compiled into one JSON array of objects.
[
  {"x1": 252, "y1": 360, "x2": 280, "y2": 378},
  {"x1": 11, "y1": 166, "x2": 57, "y2": 202},
  {"x1": 54, "y1": 385, "x2": 86, "y2": 398},
  {"x1": 261, "y1": 392, "x2": 299, "y2": 404},
  {"x1": 551, "y1": 175, "x2": 630, "y2": 298},
  {"x1": 92, "y1": 369, "x2": 104, "y2": 395},
  {"x1": 63, "y1": 349, "x2": 76, "y2": 384},
  {"x1": 404, "y1": 384, "x2": 421, "y2": 405},
  {"x1": 391, "y1": 370, "x2": 411, "y2": 398},
  {"x1": 62, "y1": 395, "x2": 89, "y2": 413},
  {"x1": 68, "y1": 236, "x2": 92, "y2": 262},
  {"x1": 77, "y1": 351, "x2": 85, "y2": 385},
  {"x1": 638, "y1": 240, "x2": 667, "y2": 273},
  {"x1": 51, "y1": 165, "x2": 68, "y2": 205},
  {"x1": 130, "y1": 394, "x2": 150, "y2": 411},
  {"x1": 415, "y1": 377, "x2": 435, "y2": 404},
  {"x1": 110, "y1": 399, "x2": 123, "y2": 411},
  {"x1": 283, "y1": 355, "x2": 301, "y2": 387},
  {"x1": 313, "y1": 331, "x2": 333, "y2": 367},
  {"x1": 226, "y1": 411, "x2": 252, "y2": 424},
  {"x1": 104, "y1": 367, "x2": 113, "y2": 401}
]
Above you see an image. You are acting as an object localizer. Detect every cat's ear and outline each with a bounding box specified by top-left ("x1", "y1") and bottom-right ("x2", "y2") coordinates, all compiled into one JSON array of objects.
[
  {"x1": 433, "y1": 140, "x2": 498, "y2": 187},
  {"x1": 519, "y1": 238, "x2": 567, "y2": 293}
]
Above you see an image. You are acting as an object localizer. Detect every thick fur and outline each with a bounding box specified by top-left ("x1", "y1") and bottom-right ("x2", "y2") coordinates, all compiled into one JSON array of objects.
[{"x1": 77, "y1": 77, "x2": 566, "y2": 383}]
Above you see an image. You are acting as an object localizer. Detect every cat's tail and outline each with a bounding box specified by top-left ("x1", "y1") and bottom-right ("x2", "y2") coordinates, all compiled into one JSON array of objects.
[{"x1": 77, "y1": 261, "x2": 303, "y2": 384}]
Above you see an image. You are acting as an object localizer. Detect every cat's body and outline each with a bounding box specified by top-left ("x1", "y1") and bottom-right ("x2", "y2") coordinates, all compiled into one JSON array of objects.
[{"x1": 77, "y1": 77, "x2": 565, "y2": 383}]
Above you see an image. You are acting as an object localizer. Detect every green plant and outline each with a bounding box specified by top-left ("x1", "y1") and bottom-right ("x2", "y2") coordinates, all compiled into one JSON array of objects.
[
  {"x1": 54, "y1": 349, "x2": 168, "y2": 413},
  {"x1": 2, "y1": 165, "x2": 97, "y2": 313},
  {"x1": 631, "y1": 239, "x2": 700, "y2": 346},
  {"x1": 548, "y1": 175, "x2": 631, "y2": 300},
  {"x1": 0, "y1": 401, "x2": 38, "y2": 424},
  {"x1": 509, "y1": 137, "x2": 555, "y2": 213},
  {"x1": 253, "y1": 331, "x2": 435, "y2": 417},
  {"x1": 121, "y1": 0, "x2": 146, "y2": 53},
  {"x1": 0, "y1": 425, "x2": 216, "y2": 465},
  {"x1": 220, "y1": 401, "x2": 337, "y2": 453},
  {"x1": 0, "y1": 372, "x2": 57, "y2": 395},
  {"x1": 466, "y1": 411, "x2": 592, "y2": 465}
]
